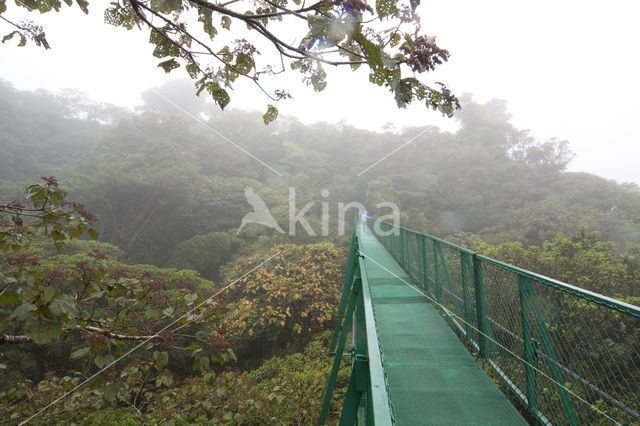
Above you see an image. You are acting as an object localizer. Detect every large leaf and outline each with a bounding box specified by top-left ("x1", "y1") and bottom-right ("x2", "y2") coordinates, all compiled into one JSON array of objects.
[
  {"x1": 157, "y1": 58, "x2": 180, "y2": 73},
  {"x1": 154, "y1": 351, "x2": 169, "y2": 371},
  {"x1": 103, "y1": 382, "x2": 117, "y2": 403},
  {"x1": 263, "y1": 104, "x2": 278, "y2": 125},
  {"x1": 69, "y1": 347, "x2": 91, "y2": 360},
  {"x1": 354, "y1": 33, "x2": 383, "y2": 71},
  {"x1": 234, "y1": 52, "x2": 254, "y2": 75},
  {"x1": 7, "y1": 302, "x2": 37, "y2": 322},
  {"x1": 41, "y1": 286, "x2": 56, "y2": 304},
  {"x1": 152, "y1": 0, "x2": 182, "y2": 13},
  {"x1": 49, "y1": 294, "x2": 78, "y2": 319},
  {"x1": 25, "y1": 318, "x2": 62, "y2": 344},
  {"x1": 205, "y1": 81, "x2": 230, "y2": 109},
  {"x1": 376, "y1": 0, "x2": 398, "y2": 19}
]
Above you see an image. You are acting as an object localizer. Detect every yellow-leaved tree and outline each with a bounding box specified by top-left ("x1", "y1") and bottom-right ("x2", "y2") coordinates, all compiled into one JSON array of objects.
[{"x1": 223, "y1": 243, "x2": 344, "y2": 363}]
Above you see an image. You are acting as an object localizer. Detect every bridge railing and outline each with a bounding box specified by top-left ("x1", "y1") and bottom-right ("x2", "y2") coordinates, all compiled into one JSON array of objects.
[
  {"x1": 319, "y1": 221, "x2": 393, "y2": 425},
  {"x1": 370, "y1": 220, "x2": 640, "y2": 425}
]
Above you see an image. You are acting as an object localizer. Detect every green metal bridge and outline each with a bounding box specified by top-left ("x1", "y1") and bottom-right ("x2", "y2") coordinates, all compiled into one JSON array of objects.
[{"x1": 318, "y1": 219, "x2": 640, "y2": 425}]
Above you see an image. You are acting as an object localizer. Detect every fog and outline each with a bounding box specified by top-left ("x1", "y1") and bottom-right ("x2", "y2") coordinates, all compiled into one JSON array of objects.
[
  {"x1": 1, "y1": 1, "x2": 639, "y2": 183},
  {"x1": 2, "y1": 3, "x2": 640, "y2": 422}
]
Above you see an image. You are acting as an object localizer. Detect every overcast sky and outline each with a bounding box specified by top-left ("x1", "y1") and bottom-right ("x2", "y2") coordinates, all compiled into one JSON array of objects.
[{"x1": 1, "y1": 1, "x2": 639, "y2": 183}]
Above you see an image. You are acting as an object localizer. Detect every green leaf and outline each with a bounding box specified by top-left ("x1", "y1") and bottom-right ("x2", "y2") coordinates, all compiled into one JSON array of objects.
[
  {"x1": 29, "y1": 190, "x2": 46, "y2": 202},
  {"x1": 307, "y1": 15, "x2": 330, "y2": 40},
  {"x1": 310, "y1": 63, "x2": 327, "y2": 92},
  {"x1": 392, "y1": 77, "x2": 423, "y2": 108},
  {"x1": 376, "y1": 0, "x2": 398, "y2": 19},
  {"x1": 195, "y1": 355, "x2": 209, "y2": 371},
  {"x1": 49, "y1": 294, "x2": 78, "y2": 319},
  {"x1": 221, "y1": 16, "x2": 231, "y2": 30},
  {"x1": 153, "y1": 0, "x2": 181, "y2": 13},
  {"x1": 87, "y1": 228, "x2": 99, "y2": 240},
  {"x1": 41, "y1": 286, "x2": 56, "y2": 305},
  {"x1": 25, "y1": 319, "x2": 62, "y2": 344},
  {"x1": 69, "y1": 347, "x2": 91, "y2": 360},
  {"x1": 184, "y1": 293, "x2": 198, "y2": 305},
  {"x1": 354, "y1": 33, "x2": 383, "y2": 71},
  {"x1": 76, "y1": 0, "x2": 90, "y2": 14},
  {"x1": 198, "y1": 6, "x2": 217, "y2": 38},
  {"x1": 234, "y1": 52, "x2": 254, "y2": 74},
  {"x1": 103, "y1": 382, "x2": 117, "y2": 403},
  {"x1": 95, "y1": 353, "x2": 116, "y2": 369},
  {"x1": 263, "y1": 104, "x2": 278, "y2": 125},
  {"x1": 7, "y1": 302, "x2": 37, "y2": 322},
  {"x1": 228, "y1": 348, "x2": 237, "y2": 362},
  {"x1": 390, "y1": 32, "x2": 402, "y2": 47},
  {"x1": 0, "y1": 289, "x2": 21, "y2": 306},
  {"x1": 204, "y1": 81, "x2": 230, "y2": 109},
  {"x1": 149, "y1": 28, "x2": 181, "y2": 58},
  {"x1": 154, "y1": 351, "x2": 169, "y2": 371},
  {"x1": 185, "y1": 62, "x2": 198, "y2": 79},
  {"x1": 212, "y1": 351, "x2": 227, "y2": 364},
  {"x1": 2, "y1": 31, "x2": 26, "y2": 47},
  {"x1": 162, "y1": 307, "x2": 174, "y2": 317},
  {"x1": 158, "y1": 58, "x2": 180, "y2": 73}
]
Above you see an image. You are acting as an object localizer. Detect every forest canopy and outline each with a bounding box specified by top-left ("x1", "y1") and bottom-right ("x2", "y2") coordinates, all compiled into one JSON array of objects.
[{"x1": 1, "y1": 80, "x2": 639, "y2": 423}]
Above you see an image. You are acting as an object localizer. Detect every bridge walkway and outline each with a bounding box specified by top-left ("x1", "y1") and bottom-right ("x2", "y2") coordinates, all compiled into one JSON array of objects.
[{"x1": 357, "y1": 227, "x2": 527, "y2": 424}]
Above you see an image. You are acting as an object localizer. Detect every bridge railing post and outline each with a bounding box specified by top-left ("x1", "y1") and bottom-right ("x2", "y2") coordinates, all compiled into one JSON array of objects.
[
  {"x1": 433, "y1": 240, "x2": 442, "y2": 304},
  {"x1": 460, "y1": 252, "x2": 474, "y2": 344},
  {"x1": 420, "y1": 235, "x2": 428, "y2": 292},
  {"x1": 518, "y1": 275, "x2": 539, "y2": 414},
  {"x1": 329, "y1": 225, "x2": 359, "y2": 354},
  {"x1": 319, "y1": 274, "x2": 360, "y2": 425},
  {"x1": 472, "y1": 254, "x2": 489, "y2": 360},
  {"x1": 400, "y1": 227, "x2": 406, "y2": 269}
]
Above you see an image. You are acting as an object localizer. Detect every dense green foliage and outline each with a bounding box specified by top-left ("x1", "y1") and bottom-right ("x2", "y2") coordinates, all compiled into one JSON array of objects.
[
  {"x1": 3, "y1": 332, "x2": 348, "y2": 424},
  {"x1": 473, "y1": 226, "x2": 640, "y2": 299},
  {"x1": 1, "y1": 80, "x2": 639, "y2": 423}
]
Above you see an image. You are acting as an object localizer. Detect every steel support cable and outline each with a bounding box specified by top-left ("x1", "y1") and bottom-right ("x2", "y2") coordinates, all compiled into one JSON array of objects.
[{"x1": 359, "y1": 252, "x2": 628, "y2": 426}]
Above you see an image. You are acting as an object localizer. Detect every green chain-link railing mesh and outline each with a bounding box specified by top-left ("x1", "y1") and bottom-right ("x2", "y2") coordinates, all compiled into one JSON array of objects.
[{"x1": 370, "y1": 221, "x2": 640, "y2": 425}]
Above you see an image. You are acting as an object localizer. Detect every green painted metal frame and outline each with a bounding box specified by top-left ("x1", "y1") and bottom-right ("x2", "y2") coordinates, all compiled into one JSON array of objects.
[
  {"x1": 319, "y1": 220, "x2": 393, "y2": 426},
  {"x1": 367, "y1": 219, "x2": 640, "y2": 426}
]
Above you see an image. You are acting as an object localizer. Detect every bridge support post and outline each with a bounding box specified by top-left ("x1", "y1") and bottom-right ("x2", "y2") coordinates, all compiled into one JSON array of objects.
[
  {"x1": 338, "y1": 354, "x2": 369, "y2": 426},
  {"x1": 436, "y1": 242, "x2": 461, "y2": 316},
  {"x1": 319, "y1": 274, "x2": 360, "y2": 425},
  {"x1": 460, "y1": 253, "x2": 474, "y2": 343},
  {"x1": 472, "y1": 254, "x2": 490, "y2": 360},
  {"x1": 330, "y1": 228, "x2": 359, "y2": 354},
  {"x1": 522, "y1": 278, "x2": 578, "y2": 426},
  {"x1": 518, "y1": 276, "x2": 539, "y2": 414},
  {"x1": 433, "y1": 241, "x2": 442, "y2": 304}
]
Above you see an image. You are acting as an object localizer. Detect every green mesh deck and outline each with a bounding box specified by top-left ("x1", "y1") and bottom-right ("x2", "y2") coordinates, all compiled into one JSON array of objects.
[
  {"x1": 320, "y1": 221, "x2": 640, "y2": 425},
  {"x1": 358, "y1": 229, "x2": 527, "y2": 425}
]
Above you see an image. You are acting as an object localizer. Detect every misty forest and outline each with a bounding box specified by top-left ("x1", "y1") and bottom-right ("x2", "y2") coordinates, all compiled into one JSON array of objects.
[
  {"x1": 1, "y1": 1, "x2": 640, "y2": 425},
  {"x1": 2, "y1": 77, "x2": 639, "y2": 423}
]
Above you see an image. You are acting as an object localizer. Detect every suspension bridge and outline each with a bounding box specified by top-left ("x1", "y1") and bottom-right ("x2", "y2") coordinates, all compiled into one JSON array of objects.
[{"x1": 318, "y1": 219, "x2": 640, "y2": 425}]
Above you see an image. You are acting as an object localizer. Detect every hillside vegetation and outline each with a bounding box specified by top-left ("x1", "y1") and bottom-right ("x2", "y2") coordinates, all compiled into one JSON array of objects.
[{"x1": 1, "y1": 79, "x2": 638, "y2": 423}]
